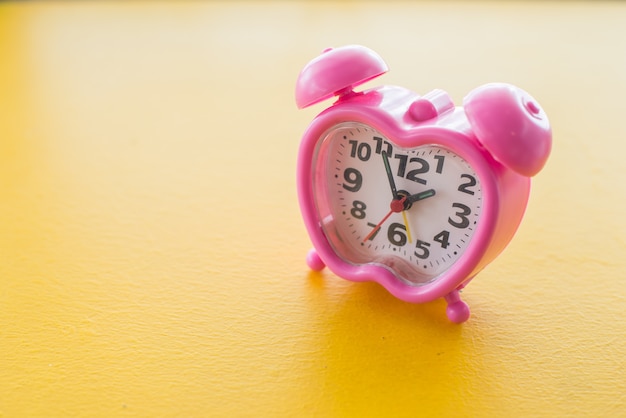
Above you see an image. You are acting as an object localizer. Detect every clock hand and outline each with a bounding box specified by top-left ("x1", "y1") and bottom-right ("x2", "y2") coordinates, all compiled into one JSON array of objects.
[
  {"x1": 398, "y1": 189, "x2": 435, "y2": 244},
  {"x1": 362, "y1": 196, "x2": 407, "y2": 243},
  {"x1": 402, "y1": 210, "x2": 413, "y2": 243},
  {"x1": 406, "y1": 189, "x2": 436, "y2": 204},
  {"x1": 382, "y1": 151, "x2": 398, "y2": 199},
  {"x1": 382, "y1": 151, "x2": 414, "y2": 239}
]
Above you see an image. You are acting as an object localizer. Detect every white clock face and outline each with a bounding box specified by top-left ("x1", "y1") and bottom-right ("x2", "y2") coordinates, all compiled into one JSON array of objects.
[{"x1": 313, "y1": 122, "x2": 483, "y2": 286}]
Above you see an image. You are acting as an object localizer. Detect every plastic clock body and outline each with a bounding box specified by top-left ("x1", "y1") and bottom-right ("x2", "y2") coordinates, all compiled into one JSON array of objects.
[{"x1": 295, "y1": 45, "x2": 551, "y2": 323}]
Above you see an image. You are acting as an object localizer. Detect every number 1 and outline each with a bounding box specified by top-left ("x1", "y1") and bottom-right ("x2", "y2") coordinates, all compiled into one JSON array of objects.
[{"x1": 434, "y1": 155, "x2": 445, "y2": 174}]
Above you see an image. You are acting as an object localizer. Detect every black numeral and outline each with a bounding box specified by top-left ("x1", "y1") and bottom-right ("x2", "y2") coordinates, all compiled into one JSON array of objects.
[
  {"x1": 373, "y1": 136, "x2": 393, "y2": 156},
  {"x1": 448, "y1": 203, "x2": 471, "y2": 229},
  {"x1": 414, "y1": 240, "x2": 431, "y2": 259},
  {"x1": 366, "y1": 222, "x2": 381, "y2": 240},
  {"x1": 388, "y1": 223, "x2": 408, "y2": 246},
  {"x1": 342, "y1": 168, "x2": 362, "y2": 192},
  {"x1": 349, "y1": 140, "x2": 371, "y2": 161},
  {"x1": 350, "y1": 200, "x2": 367, "y2": 219},
  {"x1": 434, "y1": 155, "x2": 445, "y2": 174},
  {"x1": 394, "y1": 154, "x2": 430, "y2": 184},
  {"x1": 395, "y1": 154, "x2": 408, "y2": 177},
  {"x1": 406, "y1": 157, "x2": 429, "y2": 185},
  {"x1": 394, "y1": 155, "x2": 429, "y2": 184},
  {"x1": 433, "y1": 230, "x2": 450, "y2": 248},
  {"x1": 458, "y1": 174, "x2": 477, "y2": 195}
]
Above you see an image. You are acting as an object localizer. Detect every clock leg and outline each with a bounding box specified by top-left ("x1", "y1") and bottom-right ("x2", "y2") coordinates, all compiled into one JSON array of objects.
[
  {"x1": 306, "y1": 248, "x2": 326, "y2": 271},
  {"x1": 444, "y1": 290, "x2": 470, "y2": 323}
]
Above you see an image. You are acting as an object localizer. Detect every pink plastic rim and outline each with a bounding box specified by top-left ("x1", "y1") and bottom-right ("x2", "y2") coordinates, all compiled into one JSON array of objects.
[{"x1": 296, "y1": 105, "x2": 500, "y2": 303}]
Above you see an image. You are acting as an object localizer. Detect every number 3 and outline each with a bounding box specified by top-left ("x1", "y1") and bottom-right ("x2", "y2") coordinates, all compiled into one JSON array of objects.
[{"x1": 448, "y1": 203, "x2": 471, "y2": 229}]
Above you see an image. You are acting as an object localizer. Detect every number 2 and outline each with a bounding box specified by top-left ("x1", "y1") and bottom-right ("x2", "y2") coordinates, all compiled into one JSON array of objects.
[{"x1": 458, "y1": 174, "x2": 476, "y2": 195}]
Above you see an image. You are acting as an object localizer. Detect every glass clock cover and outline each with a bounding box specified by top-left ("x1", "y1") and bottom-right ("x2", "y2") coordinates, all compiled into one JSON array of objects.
[{"x1": 313, "y1": 122, "x2": 483, "y2": 286}]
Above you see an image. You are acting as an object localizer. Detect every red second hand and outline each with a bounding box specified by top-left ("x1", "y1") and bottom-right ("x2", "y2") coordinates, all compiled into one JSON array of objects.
[{"x1": 362, "y1": 197, "x2": 406, "y2": 243}]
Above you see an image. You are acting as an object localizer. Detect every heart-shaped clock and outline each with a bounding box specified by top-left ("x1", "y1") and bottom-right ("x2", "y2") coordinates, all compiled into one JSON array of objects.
[{"x1": 295, "y1": 45, "x2": 551, "y2": 323}]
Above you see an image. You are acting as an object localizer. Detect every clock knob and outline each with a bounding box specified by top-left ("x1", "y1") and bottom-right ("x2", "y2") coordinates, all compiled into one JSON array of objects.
[
  {"x1": 295, "y1": 45, "x2": 388, "y2": 109},
  {"x1": 408, "y1": 89, "x2": 455, "y2": 122},
  {"x1": 463, "y1": 83, "x2": 552, "y2": 177}
]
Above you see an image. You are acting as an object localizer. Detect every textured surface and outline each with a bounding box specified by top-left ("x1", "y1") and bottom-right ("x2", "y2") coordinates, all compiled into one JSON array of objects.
[{"x1": 1, "y1": 1, "x2": 625, "y2": 417}]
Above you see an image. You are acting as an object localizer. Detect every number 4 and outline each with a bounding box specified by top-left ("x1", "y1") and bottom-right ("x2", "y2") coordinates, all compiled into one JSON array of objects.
[{"x1": 434, "y1": 230, "x2": 450, "y2": 248}]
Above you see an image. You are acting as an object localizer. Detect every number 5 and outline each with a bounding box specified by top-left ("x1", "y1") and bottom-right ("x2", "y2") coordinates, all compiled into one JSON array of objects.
[{"x1": 414, "y1": 240, "x2": 431, "y2": 259}]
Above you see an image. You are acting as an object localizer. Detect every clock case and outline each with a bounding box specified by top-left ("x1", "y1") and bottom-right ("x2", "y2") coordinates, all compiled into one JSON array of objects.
[{"x1": 295, "y1": 45, "x2": 551, "y2": 322}]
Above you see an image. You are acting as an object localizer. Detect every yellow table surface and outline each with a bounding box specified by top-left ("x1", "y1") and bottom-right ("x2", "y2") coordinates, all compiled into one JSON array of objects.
[{"x1": 1, "y1": 1, "x2": 625, "y2": 417}]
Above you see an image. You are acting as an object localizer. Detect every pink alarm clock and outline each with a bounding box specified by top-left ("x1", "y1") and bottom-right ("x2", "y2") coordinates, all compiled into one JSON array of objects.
[{"x1": 295, "y1": 45, "x2": 551, "y2": 323}]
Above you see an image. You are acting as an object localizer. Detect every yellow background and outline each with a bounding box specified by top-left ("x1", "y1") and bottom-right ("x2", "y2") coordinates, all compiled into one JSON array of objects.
[{"x1": 1, "y1": 1, "x2": 625, "y2": 417}]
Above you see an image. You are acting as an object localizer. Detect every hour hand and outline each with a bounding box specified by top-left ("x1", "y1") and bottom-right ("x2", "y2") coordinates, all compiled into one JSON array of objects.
[
  {"x1": 407, "y1": 189, "x2": 436, "y2": 204},
  {"x1": 382, "y1": 151, "x2": 398, "y2": 199}
]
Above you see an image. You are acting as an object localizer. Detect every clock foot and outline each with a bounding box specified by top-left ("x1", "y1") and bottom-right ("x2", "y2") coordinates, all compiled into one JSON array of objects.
[
  {"x1": 444, "y1": 290, "x2": 470, "y2": 323},
  {"x1": 306, "y1": 249, "x2": 326, "y2": 271}
]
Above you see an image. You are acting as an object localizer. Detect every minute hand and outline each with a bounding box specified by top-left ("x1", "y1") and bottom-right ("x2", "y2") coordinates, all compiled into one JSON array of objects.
[
  {"x1": 407, "y1": 189, "x2": 436, "y2": 204},
  {"x1": 381, "y1": 151, "x2": 398, "y2": 199}
]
